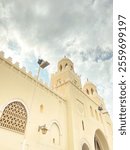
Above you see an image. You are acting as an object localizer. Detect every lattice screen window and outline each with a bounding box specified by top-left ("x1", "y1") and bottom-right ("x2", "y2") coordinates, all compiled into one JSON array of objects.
[{"x1": 0, "y1": 101, "x2": 27, "y2": 134}]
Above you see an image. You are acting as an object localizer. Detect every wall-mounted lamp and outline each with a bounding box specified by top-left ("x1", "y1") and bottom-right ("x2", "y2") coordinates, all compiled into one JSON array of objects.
[
  {"x1": 98, "y1": 105, "x2": 103, "y2": 111},
  {"x1": 38, "y1": 124, "x2": 48, "y2": 134}
]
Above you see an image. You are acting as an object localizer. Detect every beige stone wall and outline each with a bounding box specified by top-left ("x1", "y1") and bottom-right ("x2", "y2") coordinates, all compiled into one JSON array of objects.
[
  {"x1": 0, "y1": 52, "x2": 68, "y2": 150},
  {"x1": 51, "y1": 57, "x2": 113, "y2": 150},
  {"x1": 0, "y1": 52, "x2": 112, "y2": 150},
  {"x1": 53, "y1": 81, "x2": 112, "y2": 150}
]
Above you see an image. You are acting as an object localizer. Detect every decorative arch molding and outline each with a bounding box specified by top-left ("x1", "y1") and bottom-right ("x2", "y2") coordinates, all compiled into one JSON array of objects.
[
  {"x1": 0, "y1": 99, "x2": 28, "y2": 134},
  {"x1": 48, "y1": 120, "x2": 62, "y2": 136},
  {"x1": 0, "y1": 98, "x2": 29, "y2": 114},
  {"x1": 94, "y1": 129, "x2": 109, "y2": 150},
  {"x1": 80, "y1": 138, "x2": 90, "y2": 150},
  {"x1": 47, "y1": 120, "x2": 62, "y2": 145},
  {"x1": 82, "y1": 143, "x2": 89, "y2": 150}
]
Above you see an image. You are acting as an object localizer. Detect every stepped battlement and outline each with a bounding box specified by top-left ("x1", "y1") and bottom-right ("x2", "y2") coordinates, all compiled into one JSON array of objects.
[{"x1": 0, "y1": 51, "x2": 44, "y2": 84}]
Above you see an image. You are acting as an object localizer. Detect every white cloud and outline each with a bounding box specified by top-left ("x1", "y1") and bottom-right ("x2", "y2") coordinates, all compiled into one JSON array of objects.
[{"x1": 0, "y1": 0, "x2": 113, "y2": 116}]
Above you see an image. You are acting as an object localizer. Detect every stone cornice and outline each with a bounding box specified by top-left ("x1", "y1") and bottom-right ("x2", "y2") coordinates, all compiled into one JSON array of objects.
[{"x1": 53, "y1": 79, "x2": 104, "y2": 107}]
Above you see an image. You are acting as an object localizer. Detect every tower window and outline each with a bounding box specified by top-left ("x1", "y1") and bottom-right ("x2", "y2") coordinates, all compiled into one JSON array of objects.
[
  {"x1": 82, "y1": 120, "x2": 85, "y2": 131},
  {"x1": 91, "y1": 88, "x2": 94, "y2": 95},
  {"x1": 65, "y1": 63, "x2": 68, "y2": 68},
  {"x1": 86, "y1": 89, "x2": 89, "y2": 95},
  {"x1": 70, "y1": 65, "x2": 73, "y2": 70},
  {"x1": 59, "y1": 65, "x2": 62, "y2": 71}
]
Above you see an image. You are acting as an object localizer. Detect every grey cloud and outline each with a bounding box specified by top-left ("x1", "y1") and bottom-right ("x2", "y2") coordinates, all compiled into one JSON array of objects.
[
  {"x1": 8, "y1": 40, "x2": 21, "y2": 52},
  {"x1": 1, "y1": 0, "x2": 112, "y2": 49},
  {"x1": 80, "y1": 46, "x2": 113, "y2": 62},
  {"x1": 0, "y1": 0, "x2": 113, "y2": 115}
]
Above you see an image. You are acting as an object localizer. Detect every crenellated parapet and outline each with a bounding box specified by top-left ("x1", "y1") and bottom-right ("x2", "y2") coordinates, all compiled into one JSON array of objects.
[
  {"x1": 0, "y1": 51, "x2": 66, "y2": 102},
  {"x1": 0, "y1": 51, "x2": 50, "y2": 85},
  {"x1": 0, "y1": 50, "x2": 33, "y2": 79}
]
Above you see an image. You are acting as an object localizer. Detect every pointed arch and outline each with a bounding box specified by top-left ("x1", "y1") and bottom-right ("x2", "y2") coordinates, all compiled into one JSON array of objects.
[
  {"x1": 94, "y1": 129, "x2": 109, "y2": 150},
  {"x1": 80, "y1": 138, "x2": 90, "y2": 150},
  {"x1": 91, "y1": 88, "x2": 94, "y2": 95},
  {"x1": 48, "y1": 120, "x2": 62, "y2": 136},
  {"x1": 82, "y1": 143, "x2": 89, "y2": 150},
  {"x1": 49, "y1": 121, "x2": 61, "y2": 145},
  {"x1": 0, "y1": 101, "x2": 27, "y2": 134}
]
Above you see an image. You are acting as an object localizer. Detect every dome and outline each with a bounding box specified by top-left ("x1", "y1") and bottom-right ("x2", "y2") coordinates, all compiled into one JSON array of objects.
[
  {"x1": 84, "y1": 80, "x2": 96, "y2": 88},
  {"x1": 83, "y1": 80, "x2": 97, "y2": 95},
  {"x1": 57, "y1": 56, "x2": 74, "y2": 72},
  {"x1": 58, "y1": 56, "x2": 73, "y2": 64}
]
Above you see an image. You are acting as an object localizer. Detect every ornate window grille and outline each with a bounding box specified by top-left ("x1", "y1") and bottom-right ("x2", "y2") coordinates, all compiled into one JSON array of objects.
[{"x1": 0, "y1": 101, "x2": 27, "y2": 134}]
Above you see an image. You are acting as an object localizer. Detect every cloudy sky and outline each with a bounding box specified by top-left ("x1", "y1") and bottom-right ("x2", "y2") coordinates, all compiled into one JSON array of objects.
[{"x1": 0, "y1": 0, "x2": 113, "y2": 116}]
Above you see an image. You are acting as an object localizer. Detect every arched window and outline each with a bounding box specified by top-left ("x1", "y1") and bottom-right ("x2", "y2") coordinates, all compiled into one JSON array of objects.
[
  {"x1": 65, "y1": 63, "x2": 68, "y2": 68},
  {"x1": 53, "y1": 138, "x2": 55, "y2": 143},
  {"x1": 86, "y1": 89, "x2": 89, "y2": 95},
  {"x1": 40, "y1": 104, "x2": 44, "y2": 113},
  {"x1": 59, "y1": 65, "x2": 62, "y2": 71},
  {"x1": 0, "y1": 101, "x2": 27, "y2": 134},
  {"x1": 94, "y1": 129, "x2": 109, "y2": 150},
  {"x1": 82, "y1": 120, "x2": 85, "y2": 131},
  {"x1": 82, "y1": 143, "x2": 89, "y2": 150},
  {"x1": 91, "y1": 88, "x2": 94, "y2": 95},
  {"x1": 70, "y1": 65, "x2": 73, "y2": 70}
]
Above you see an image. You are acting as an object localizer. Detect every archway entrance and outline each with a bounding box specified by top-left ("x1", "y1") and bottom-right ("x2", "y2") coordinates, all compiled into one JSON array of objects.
[
  {"x1": 94, "y1": 136, "x2": 102, "y2": 150},
  {"x1": 94, "y1": 129, "x2": 109, "y2": 150},
  {"x1": 82, "y1": 143, "x2": 89, "y2": 150}
]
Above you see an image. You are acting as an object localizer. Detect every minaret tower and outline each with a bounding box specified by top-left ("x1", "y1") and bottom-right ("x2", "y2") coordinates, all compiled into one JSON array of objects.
[
  {"x1": 50, "y1": 57, "x2": 112, "y2": 150},
  {"x1": 51, "y1": 56, "x2": 82, "y2": 93},
  {"x1": 51, "y1": 57, "x2": 82, "y2": 150}
]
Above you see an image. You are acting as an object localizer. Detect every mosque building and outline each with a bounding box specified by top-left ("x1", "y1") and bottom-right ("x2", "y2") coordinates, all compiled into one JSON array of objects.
[{"x1": 0, "y1": 51, "x2": 112, "y2": 150}]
